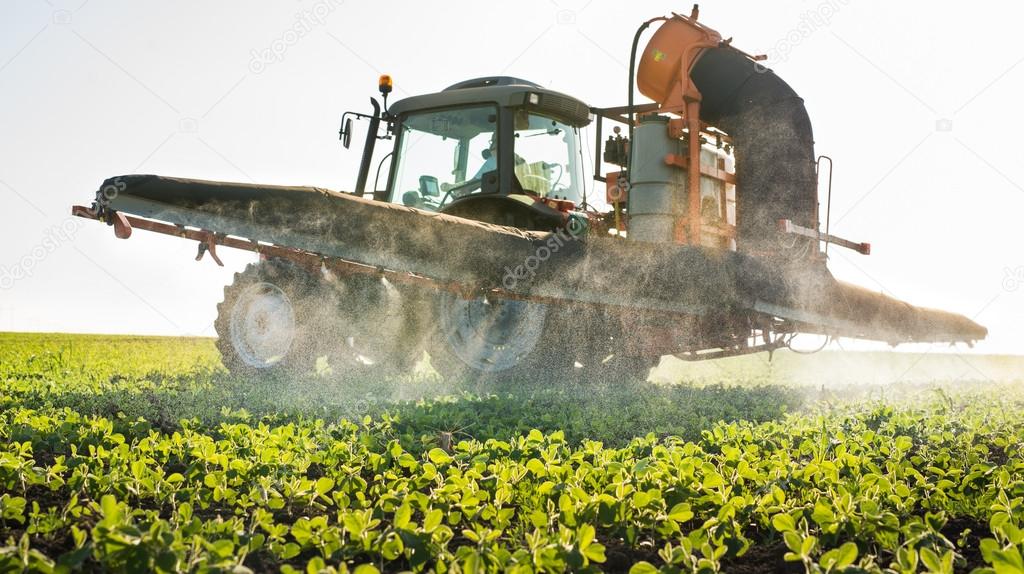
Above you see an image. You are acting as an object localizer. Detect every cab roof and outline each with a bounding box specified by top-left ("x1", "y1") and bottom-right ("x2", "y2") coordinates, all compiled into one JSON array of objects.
[{"x1": 388, "y1": 76, "x2": 591, "y2": 128}]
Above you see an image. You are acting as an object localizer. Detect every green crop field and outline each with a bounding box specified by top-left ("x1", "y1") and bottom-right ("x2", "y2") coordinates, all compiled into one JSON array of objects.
[{"x1": 1, "y1": 332, "x2": 1023, "y2": 573}]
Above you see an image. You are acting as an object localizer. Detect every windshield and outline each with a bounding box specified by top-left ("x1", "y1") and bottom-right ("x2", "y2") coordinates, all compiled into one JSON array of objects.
[
  {"x1": 389, "y1": 106, "x2": 584, "y2": 211},
  {"x1": 390, "y1": 105, "x2": 497, "y2": 211},
  {"x1": 512, "y1": 111, "x2": 583, "y2": 203}
]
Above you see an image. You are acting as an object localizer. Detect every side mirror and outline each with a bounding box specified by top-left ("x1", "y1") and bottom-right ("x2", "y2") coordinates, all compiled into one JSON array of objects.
[{"x1": 341, "y1": 117, "x2": 353, "y2": 149}]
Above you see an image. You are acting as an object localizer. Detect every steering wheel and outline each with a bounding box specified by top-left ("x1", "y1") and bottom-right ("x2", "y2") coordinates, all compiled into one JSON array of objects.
[{"x1": 439, "y1": 178, "x2": 481, "y2": 207}]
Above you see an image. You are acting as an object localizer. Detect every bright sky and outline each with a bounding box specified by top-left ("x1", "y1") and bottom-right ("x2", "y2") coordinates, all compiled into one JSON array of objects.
[{"x1": 1, "y1": 1, "x2": 1021, "y2": 357}]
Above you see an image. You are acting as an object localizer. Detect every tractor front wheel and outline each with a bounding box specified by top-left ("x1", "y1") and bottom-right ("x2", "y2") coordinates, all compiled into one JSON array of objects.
[
  {"x1": 215, "y1": 259, "x2": 409, "y2": 379},
  {"x1": 215, "y1": 259, "x2": 332, "y2": 378}
]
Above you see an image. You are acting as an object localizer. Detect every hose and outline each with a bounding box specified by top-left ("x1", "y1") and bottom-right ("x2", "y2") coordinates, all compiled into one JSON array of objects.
[
  {"x1": 626, "y1": 16, "x2": 668, "y2": 215},
  {"x1": 627, "y1": 17, "x2": 668, "y2": 145}
]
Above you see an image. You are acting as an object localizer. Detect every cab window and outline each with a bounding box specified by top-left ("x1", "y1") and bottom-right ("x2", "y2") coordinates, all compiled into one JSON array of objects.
[{"x1": 390, "y1": 105, "x2": 497, "y2": 211}]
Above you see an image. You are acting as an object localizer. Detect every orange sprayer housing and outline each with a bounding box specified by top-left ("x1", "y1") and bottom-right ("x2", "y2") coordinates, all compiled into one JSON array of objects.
[{"x1": 636, "y1": 14, "x2": 722, "y2": 110}]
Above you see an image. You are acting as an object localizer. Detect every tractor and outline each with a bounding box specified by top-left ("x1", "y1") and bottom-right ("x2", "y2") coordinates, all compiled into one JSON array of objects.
[{"x1": 72, "y1": 9, "x2": 986, "y2": 385}]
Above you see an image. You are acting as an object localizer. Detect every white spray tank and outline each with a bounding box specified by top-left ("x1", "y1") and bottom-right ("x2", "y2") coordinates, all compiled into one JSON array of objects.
[
  {"x1": 627, "y1": 115, "x2": 683, "y2": 243},
  {"x1": 627, "y1": 114, "x2": 736, "y2": 248}
]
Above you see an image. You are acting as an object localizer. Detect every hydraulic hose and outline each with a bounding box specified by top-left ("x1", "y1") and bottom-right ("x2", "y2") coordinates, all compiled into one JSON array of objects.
[
  {"x1": 626, "y1": 16, "x2": 668, "y2": 216},
  {"x1": 627, "y1": 17, "x2": 668, "y2": 146}
]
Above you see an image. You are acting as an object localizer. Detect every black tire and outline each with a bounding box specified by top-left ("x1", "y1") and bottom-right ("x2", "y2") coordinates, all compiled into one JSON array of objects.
[
  {"x1": 215, "y1": 259, "x2": 414, "y2": 379},
  {"x1": 416, "y1": 294, "x2": 660, "y2": 389},
  {"x1": 420, "y1": 291, "x2": 575, "y2": 390},
  {"x1": 215, "y1": 259, "x2": 337, "y2": 378}
]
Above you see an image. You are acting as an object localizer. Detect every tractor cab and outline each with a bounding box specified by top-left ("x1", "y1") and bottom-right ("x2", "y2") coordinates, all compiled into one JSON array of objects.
[{"x1": 382, "y1": 77, "x2": 592, "y2": 230}]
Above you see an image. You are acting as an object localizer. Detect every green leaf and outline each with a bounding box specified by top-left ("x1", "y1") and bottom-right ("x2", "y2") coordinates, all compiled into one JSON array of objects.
[
  {"x1": 811, "y1": 500, "x2": 835, "y2": 525},
  {"x1": 772, "y1": 513, "x2": 796, "y2": 533},
  {"x1": 629, "y1": 562, "x2": 659, "y2": 574},
  {"x1": 526, "y1": 458, "x2": 547, "y2": 476},
  {"x1": 280, "y1": 543, "x2": 301, "y2": 559},
  {"x1": 394, "y1": 504, "x2": 412, "y2": 530},
  {"x1": 783, "y1": 531, "x2": 802, "y2": 553},
  {"x1": 314, "y1": 477, "x2": 334, "y2": 496},
  {"x1": 381, "y1": 535, "x2": 404, "y2": 561},
  {"x1": 99, "y1": 494, "x2": 121, "y2": 523},
  {"x1": 529, "y1": 510, "x2": 548, "y2": 529},
  {"x1": 584, "y1": 542, "x2": 607, "y2": 563},
  {"x1": 980, "y1": 538, "x2": 1001, "y2": 563},
  {"x1": 894, "y1": 435, "x2": 913, "y2": 451},
  {"x1": 208, "y1": 539, "x2": 234, "y2": 559},
  {"x1": 668, "y1": 503, "x2": 694, "y2": 523},
  {"x1": 990, "y1": 546, "x2": 1024, "y2": 574},
  {"x1": 834, "y1": 542, "x2": 858, "y2": 568},
  {"x1": 423, "y1": 508, "x2": 443, "y2": 532},
  {"x1": 55, "y1": 545, "x2": 92, "y2": 569},
  {"x1": 821, "y1": 542, "x2": 858, "y2": 570},
  {"x1": 801, "y1": 535, "x2": 817, "y2": 557},
  {"x1": 896, "y1": 546, "x2": 918, "y2": 571},
  {"x1": 921, "y1": 544, "x2": 950, "y2": 572},
  {"x1": 920, "y1": 547, "x2": 943, "y2": 573},
  {"x1": 702, "y1": 472, "x2": 725, "y2": 490},
  {"x1": 427, "y1": 448, "x2": 452, "y2": 465},
  {"x1": 0, "y1": 495, "x2": 26, "y2": 525},
  {"x1": 306, "y1": 557, "x2": 326, "y2": 574},
  {"x1": 343, "y1": 512, "x2": 366, "y2": 535}
]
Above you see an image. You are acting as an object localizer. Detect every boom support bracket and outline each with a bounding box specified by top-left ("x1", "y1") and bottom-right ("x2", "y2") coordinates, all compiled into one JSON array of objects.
[{"x1": 777, "y1": 219, "x2": 870, "y2": 255}]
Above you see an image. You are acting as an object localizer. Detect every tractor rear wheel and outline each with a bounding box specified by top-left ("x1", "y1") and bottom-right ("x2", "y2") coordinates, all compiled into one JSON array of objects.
[{"x1": 424, "y1": 292, "x2": 573, "y2": 388}]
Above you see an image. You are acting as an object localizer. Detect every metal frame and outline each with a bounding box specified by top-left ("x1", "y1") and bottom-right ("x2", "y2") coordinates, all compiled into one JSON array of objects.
[
  {"x1": 777, "y1": 219, "x2": 870, "y2": 255},
  {"x1": 72, "y1": 204, "x2": 710, "y2": 316},
  {"x1": 71, "y1": 203, "x2": 791, "y2": 361},
  {"x1": 353, "y1": 98, "x2": 382, "y2": 199}
]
